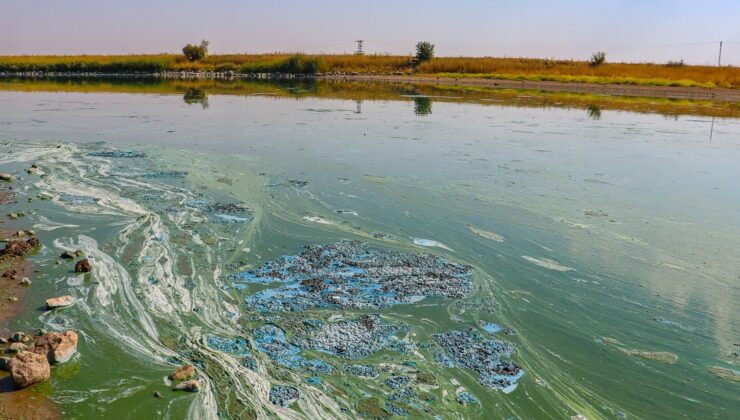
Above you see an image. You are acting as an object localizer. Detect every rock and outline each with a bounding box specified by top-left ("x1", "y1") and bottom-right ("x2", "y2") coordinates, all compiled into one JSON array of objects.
[
  {"x1": 9, "y1": 332, "x2": 28, "y2": 343},
  {"x1": 31, "y1": 330, "x2": 78, "y2": 363},
  {"x1": 174, "y1": 380, "x2": 201, "y2": 392},
  {"x1": 60, "y1": 251, "x2": 75, "y2": 259},
  {"x1": 9, "y1": 342, "x2": 27, "y2": 353},
  {"x1": 153, "y1": 391, "x2": 163, "y2": 398},
  {"x1": 0, "y1": 338, "x2": 7, "y2": 344},
  {"x1": 46, "y1": 295, "x2": 75, "y2": 309},
  {"x1": 9, "y1": 351, "x2": 50, "y2": 389},
  {"x1": 2, "y1": 268, "x2": 17, "y2": 278},
  {"x1": 0, "y1": 173, "x2": 14, "y2": 181},
  {"x1": 74, "y1": 258, "x2": 92, "y2": 273},
  {"x1": 7, "y1": 296, "x2": 18, "y2": 302},
  {"x1": 20, "y1": 277, "x2": 31, "y2": 286},
  {"x1": 0, "y1": 237, "x2": 39, "y2": 258},
  {"x1": 169, "y1": 364, "x2": 196, "y2": 381},
  {"x1": 0, "y1": 356, "x2": 11, "y2": 371}
]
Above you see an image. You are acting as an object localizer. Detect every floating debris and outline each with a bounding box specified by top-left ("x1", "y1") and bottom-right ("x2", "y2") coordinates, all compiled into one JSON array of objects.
[
  {"x1": 336, "y1": 209, "x2": 359, "y2": 216},
  {"x1": 432, "y1": 329, "x2": 523, "y2": 392},
  {"x1": 206, "y1": 336, "x2": 251, "y2": 356},
  {"x1": 214, "y1": 214, "x2": 250, "y2": 224},
  {"x1": 468, "y1": 225, "x2": 505, "y2": 242},
  {"x1": 252, "y1": 325, "x2": 302, "y2": 368},
  {"x1": 455, "y1": 389, "x2": 479, "y2": 405},
  {"x1": 294, "y1": 314, "x2": 406, "y2": 359},
  {"x1": 344, "y1": 364, "x2": 379, "y2": 378},
  {"x1": 480, "y1": 322, "x2": 502, "y2": 334},
  {"x1": 269, "y1": 385, "x2": 299, "y2": 407},
  {"x1": 413, "y1": 238, "x2": 453, "y2": 251},
  {"x1": 237, "y1": 241, "x2": 472, "y2": 312},
  {"x1": 600, "y1": 337, "x2": 678, "y2": 364},
  {"x1": 707, "y1": 366, "x2": 740, "y2": 382},
  {"x1": 385, "y1": 375, "x2": 409, "y2": 389},
  {"x1": 522, "y1": 256, "x2": 575, "y2": 272},
  {"x1": 58, "y1": 194, "x2": 97, "y2": 205},
  {"x1": 302, "y1": 216, "x2": 334, "y2": 225},
  {"x1": 619, "y1": 349, "x2": 678, "y2": 364},
  {"x1": 88, "y1": 150, "x2": 146, "y2": 158}
]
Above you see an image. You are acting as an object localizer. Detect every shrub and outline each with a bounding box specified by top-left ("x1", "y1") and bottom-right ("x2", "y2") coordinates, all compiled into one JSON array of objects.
[
  {"x1": 183, "y1": 40, "x2": 209, "y2": 62},
  {"x1": 665, "y1": 60, "x2": 685, "y2": 67},
  {"x1": 415, "y1": 42, "x2": 435, "y2": 63},
  {"x1": 589, "y1": 51, "x2": 606, "y2": 67}
]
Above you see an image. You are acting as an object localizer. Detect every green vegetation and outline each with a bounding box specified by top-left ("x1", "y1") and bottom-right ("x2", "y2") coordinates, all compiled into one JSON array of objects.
[
  {"x1": 589, "y1": 51, "x2": 606, "y2": 67},
  {"x1": 182, "y1": 40, "x2": 209, "y2": 61},
  {"x1": 0, "y1": 53, "x2": 738, "y2": 88},
  {"x1": 415, "y1": 41, "x2": 435, "y2": 63},
  {"x1": 237, "y1": 54, "x2": 322, "y2": 74}
]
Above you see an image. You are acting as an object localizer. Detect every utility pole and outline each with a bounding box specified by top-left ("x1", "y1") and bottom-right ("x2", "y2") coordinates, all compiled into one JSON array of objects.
[
  {"x1": 718, "y1": 41, "x2": 723, "y2": 66},
  {"x1": 355, "y1": 40, "x2": 364, "y2": 55}
]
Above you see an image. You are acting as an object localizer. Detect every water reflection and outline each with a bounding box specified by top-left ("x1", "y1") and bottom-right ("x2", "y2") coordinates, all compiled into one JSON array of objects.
[
  {"x1": 183, "y1": 88, "x2": 209, "y2": 109},
  {"x1": 413, "y1": 96, "x2": 433, "y2": 116},
  {"x1": 1, "y1": 76, "x2": 735, "y2": 118},
  {"x1": 587, "y1": 105, "x2": 601, "y2": 120}
]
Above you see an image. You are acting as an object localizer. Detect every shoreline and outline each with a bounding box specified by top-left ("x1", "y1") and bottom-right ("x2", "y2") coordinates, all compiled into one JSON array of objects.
[{"x1": 1, "y1": 72, "x2": 739, "y2": 102}]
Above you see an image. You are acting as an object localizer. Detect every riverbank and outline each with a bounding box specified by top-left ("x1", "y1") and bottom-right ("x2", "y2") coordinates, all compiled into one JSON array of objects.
[
  {"x1": 2, "y1": 70, "x2": 740, "y2": 103},
  {"x1": 1, "y1": 54, "x2": 738, "y2": 88}
]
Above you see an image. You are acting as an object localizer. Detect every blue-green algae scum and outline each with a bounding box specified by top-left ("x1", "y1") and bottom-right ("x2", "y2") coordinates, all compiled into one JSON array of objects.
[{"x1": 0, "y1": 80, "x2": 738, "y2": 419}]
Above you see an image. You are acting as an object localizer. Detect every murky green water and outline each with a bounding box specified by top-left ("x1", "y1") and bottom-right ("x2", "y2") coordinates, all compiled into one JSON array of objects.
[{"x1": 0, "y1": 80, "x2": 738, "y2": 419}]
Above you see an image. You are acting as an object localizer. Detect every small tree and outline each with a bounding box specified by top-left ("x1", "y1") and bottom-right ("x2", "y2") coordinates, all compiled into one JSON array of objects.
[
  {"x1": 415, "y1": 41, "x2": 435, "y2": 63},
  {"x1": 183, "y1": 39, "x2": 209, "y2": 62},
  {"x1": 589, "y1": 51, "x2": 606, "y2": 67}
]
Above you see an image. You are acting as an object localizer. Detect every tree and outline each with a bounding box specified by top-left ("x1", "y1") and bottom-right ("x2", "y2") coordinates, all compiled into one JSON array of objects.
[
  {"x1": 589, "y1": 51, "x2": 606, "y2": 67},
  {"x1": 183, "y1": 40, "x2": 209, "y2": 62},
  {"x1": 415, "y1": 41, "x2": 435, "y2": 63}
]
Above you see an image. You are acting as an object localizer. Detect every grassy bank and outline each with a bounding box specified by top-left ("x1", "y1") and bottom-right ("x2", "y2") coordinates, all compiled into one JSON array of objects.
[{"x1": 0, "y1": 54, "x2": 738, "y2": 88}]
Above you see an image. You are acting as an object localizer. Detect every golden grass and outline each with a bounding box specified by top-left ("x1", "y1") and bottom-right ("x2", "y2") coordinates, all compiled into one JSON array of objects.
[
  {"x1": 0, "y1": 54, "x2": 737, "y2": 88},
  {"x1": 418, "y1": 58, "x2": 739, "y2": 88}
]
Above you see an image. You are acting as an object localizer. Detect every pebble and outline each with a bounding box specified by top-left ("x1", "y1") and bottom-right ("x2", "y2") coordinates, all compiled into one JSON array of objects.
[
  {"x1": 20, "y1": 277, "x2": 31, "y2": 286},
  {"x1": 46, "y1": 295, "x2": 75, "y2": 309}
]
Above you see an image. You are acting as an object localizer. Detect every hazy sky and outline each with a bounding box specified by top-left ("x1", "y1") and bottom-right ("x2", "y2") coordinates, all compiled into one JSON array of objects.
[{"x1": 2, "y1": 0, "x2": 739, "y2": 65}]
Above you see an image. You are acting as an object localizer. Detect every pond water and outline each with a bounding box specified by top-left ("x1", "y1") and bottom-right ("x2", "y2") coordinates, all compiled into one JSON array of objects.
[{"x1": 0, "y1": 80, "x2": 738, "y2": 419}]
